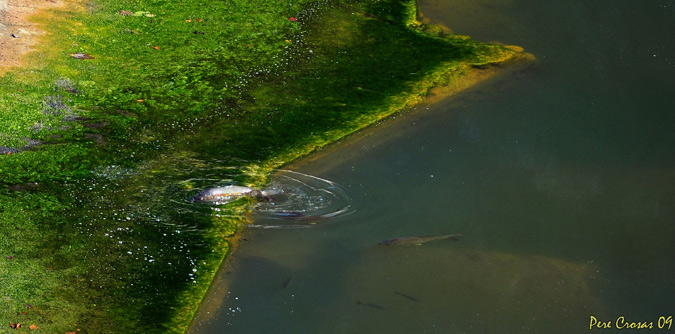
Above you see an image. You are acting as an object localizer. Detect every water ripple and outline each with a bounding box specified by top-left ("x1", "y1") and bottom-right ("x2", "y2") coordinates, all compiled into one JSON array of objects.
[
  {"x1": 164, "y1": 169, "x2": 354, "y2": 228},
  {"x1": 251, "y1": 170, "x2": 355, "y2": 227}
]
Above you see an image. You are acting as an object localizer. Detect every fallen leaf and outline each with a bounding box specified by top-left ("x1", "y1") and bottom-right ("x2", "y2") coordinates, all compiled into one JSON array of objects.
[
  {"x1": 185, "y1": 19, "x2": 192, "y2": 22},
  {"x1": 132, "y1": 11, "x2": 153, "y2": 17},
  {"x1": 6, "y1": 255, "x2": 13, "y2": 260},
  {"x1": 196, "y1": 18, "x2": 203, "y2": 22},
  {"x1": 136, "y1": 99, "x2": 144, "y2": 102},
  {"x1": 119, "y1": 10, "x2": 132, "y2": 15},
  {"x1": 29, "y1": 324, "x2": 39, "y2": 330},
  {"x1": 152, "y1": 46, "x2": 160, "y2": 50},
  {"x1": 70, "y1": 53, "x2": 95, "y2": 59}
]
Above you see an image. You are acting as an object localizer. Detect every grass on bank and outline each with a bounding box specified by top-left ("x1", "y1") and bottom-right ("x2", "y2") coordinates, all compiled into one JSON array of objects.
[{"x1": 0, "y1": 0, "x2": 525, "y2": 333}]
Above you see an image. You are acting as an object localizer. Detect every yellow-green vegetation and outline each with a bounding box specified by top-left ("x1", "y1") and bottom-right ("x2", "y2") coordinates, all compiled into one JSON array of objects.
[{"x1": 0, "y1": 0, "x2": 526, "y2": 332}]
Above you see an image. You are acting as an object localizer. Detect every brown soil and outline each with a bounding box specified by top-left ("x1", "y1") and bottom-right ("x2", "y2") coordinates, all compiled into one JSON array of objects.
[{"x1": 0, "y1": 0, "x2": 63, "y2": 74}]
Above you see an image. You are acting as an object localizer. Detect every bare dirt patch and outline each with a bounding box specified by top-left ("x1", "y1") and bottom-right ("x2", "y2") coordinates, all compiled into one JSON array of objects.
[{"x1": 0, "y1": 0, "x2": 63, "y2": 74}]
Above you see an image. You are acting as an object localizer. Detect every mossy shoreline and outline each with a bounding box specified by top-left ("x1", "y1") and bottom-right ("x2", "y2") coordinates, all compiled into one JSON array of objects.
[
  {"x1": 189, "y1": 25, "x2": 534, "y2": 334},
  {"x1": 0, "y1": 0, "x2": 531, "y2": 332}
]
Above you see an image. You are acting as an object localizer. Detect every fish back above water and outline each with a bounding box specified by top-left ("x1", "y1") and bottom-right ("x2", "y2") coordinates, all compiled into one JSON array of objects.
[
  {"x1": 190, "y1": 185, "x2": 259, "y2": 203},
  {"x1": 378, "y1": 234, "x2": 462, "y2": 246}
]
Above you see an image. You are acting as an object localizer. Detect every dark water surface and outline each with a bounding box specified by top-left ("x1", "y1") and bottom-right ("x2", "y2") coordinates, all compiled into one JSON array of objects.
[{"x1": 191, "y1": 0, "x2": 675, "y2": 333}]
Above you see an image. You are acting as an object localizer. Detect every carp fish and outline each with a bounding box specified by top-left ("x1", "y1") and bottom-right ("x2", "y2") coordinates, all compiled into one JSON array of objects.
[{"x1": 190, "y1": 185, "x2": 278, "y2": 204}]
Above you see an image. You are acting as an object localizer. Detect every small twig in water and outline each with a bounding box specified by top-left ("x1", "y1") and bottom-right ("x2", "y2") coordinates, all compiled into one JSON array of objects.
[
  {"x1": 356, "y1": 301, "x2": 384, "y2": 310},
  {"x1": 395, "y1": 291, "x2": 419, "y2": 301}
]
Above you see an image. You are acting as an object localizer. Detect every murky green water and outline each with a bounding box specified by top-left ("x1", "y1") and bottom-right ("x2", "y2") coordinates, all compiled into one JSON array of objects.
[{"x1": 191, "y1": 0, "x2": 674, "y2": 333}]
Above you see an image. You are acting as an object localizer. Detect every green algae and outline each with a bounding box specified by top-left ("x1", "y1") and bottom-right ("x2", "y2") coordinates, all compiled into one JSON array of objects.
[{"x1": 0, "y1": 0, "x2": 527, "y2": 332}]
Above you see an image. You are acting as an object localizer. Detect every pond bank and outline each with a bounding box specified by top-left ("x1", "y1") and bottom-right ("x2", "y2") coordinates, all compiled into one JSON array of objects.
[
  {"x1": 189, "y1": 15, "x2": 535, "y2": 334},
  {"x1": 0, "y1": 0, "x2": 530, "y2": 333}
]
